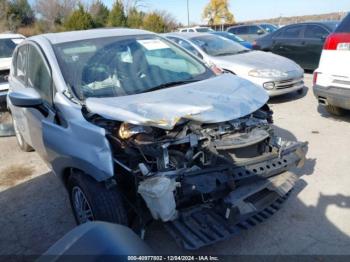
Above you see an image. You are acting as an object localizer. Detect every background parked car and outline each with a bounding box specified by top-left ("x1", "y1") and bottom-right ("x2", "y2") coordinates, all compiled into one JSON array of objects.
[
  {"x1": 165, "y1": 33, "x2": 304, "y2": 97},
  {"x1": 210, "y1": 31, "x2": 253, "y2": 49},
  {"x1": 0, "y1": 33, "x2": 25, "y2": 107},
  {"x1": 259, "y1": 23, "x2": 279, "y2": 33},
  {"x1": 313, "y1": 13, "x2": 350, "y2": 115},
  {"x1": 226, "y1": 24, "x2": 269, "y2": 43},
  {"x1": 253, "y1": 21, "x2": 339, "y2": 70},
  {"x1": 178, "y1": 26, "x2": 214, "y2": 33}
]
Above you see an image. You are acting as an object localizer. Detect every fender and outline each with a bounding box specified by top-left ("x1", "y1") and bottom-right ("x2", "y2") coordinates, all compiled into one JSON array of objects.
[{"x1": 42, "y1": 118, "x2": 114, "y2": 182}]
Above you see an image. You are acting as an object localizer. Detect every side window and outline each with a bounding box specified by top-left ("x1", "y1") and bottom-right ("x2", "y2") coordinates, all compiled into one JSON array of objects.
[
  {"x1": 171, "y1": 38, "x2": 203, "y2": 59},
  {"x1": 283, "y1": 26, "x2": 303, "y2": 38},
  {"x1": 304, "y1": 25, "x2": 328, "y2": 39},
  {"x1": 249, "y1": 25, "x2": 261, "y2": 34},
  {"x1": 15, "y1": 45, "x2": 28, "y2": 83},
  {"x1": 27, "y1": 45, "x2": 52, "y2": 104},
  {"x1": 228, "y1": 28, "x2": 237, "y2": 34},
  {"x1": 237, "y1": 26, "x2": 249, "y2": 34},
  {"x1": 189, "y1": 29, "x2": 195, "y2": 32}
]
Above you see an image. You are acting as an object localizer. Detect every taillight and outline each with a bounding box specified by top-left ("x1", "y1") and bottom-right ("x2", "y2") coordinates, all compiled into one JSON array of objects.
[
  {"x1": 313, "y1": 72, "x2": 318, "y2": 86},
  {"x1": 324, "y1": 33, "x2": 350, "y2": 50}
]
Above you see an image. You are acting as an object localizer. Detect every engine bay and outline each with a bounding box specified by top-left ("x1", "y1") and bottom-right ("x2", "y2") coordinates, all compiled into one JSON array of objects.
[{"x1": 84, "y1": 104, "x2": 308, "y2": 249}]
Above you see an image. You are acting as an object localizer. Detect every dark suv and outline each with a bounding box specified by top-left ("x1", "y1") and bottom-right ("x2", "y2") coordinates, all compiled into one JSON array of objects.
[{"x1": 253, "y1": 21, "x2": 339, "y2": 70}]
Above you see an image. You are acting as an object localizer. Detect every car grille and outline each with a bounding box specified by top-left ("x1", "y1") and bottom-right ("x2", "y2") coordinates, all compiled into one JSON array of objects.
[
  {"x1": 275, "y1": 78, "x2": 304, "y2": 90},
  {"x1": 0, "y1": 70, "x2": 10, "y2": 84}
]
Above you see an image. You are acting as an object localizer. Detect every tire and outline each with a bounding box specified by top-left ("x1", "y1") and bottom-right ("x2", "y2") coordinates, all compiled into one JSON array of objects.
[
  {"x1": 297, "y1": 88, "x2": 304, "y2": 95},
  {"x1": 326, "y1": 104, "x2": 345, "y2": 116},
  {"x1": 68, "y1": 171, "x2": 128, "y2": 226},
  {"x1": 12, "y1": 116, "x2": 33, "y2": 152}
]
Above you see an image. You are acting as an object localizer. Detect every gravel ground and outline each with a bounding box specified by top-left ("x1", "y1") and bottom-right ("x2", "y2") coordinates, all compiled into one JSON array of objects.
[{"x1": 0, "y1": 73, "x2": 350, "y2": 256}]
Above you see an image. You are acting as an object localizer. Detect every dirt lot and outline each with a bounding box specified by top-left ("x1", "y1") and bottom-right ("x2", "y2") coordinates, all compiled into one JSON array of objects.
[{"x1": 1, "y1": 73, "x2": 350, "y2": 256}]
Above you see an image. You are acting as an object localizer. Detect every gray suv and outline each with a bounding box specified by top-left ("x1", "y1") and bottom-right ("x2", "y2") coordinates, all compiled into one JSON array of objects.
[{"x1": 7, "y1": 28, "x2": 308, "y2": 250}]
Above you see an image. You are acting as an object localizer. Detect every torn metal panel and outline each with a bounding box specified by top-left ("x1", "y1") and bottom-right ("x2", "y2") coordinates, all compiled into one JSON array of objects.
[{"x1": 86, "y1": 74, "x2": 269, "y2": 130}]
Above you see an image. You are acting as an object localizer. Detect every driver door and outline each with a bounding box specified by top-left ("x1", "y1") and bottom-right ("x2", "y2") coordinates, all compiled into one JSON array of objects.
[{"x1": 12, "y1": 43, "x2": 56, "y2": 163}]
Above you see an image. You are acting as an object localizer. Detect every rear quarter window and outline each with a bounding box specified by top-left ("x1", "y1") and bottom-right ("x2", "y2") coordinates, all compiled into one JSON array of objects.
[{"x1": 336, "y1": 13, "x2": 350, "y2": 33}]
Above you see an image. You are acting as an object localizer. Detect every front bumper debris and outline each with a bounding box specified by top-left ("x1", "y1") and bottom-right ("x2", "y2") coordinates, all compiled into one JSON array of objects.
[
  {"x1": 165, "y1": 189, "x2": 292, "y2": 250},
  {"x1": 163, "y1": 141, "x2": 308, "y2": 249}
]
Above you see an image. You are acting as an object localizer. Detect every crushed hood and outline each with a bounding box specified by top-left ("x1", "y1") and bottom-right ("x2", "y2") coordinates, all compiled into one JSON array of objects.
[{"x1": 85, "y1": 74, "x2": 269, "y2": 130}]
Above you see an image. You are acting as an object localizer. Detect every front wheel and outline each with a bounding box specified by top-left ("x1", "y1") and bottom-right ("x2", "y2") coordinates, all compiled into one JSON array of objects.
[
  {"x1": 68, "y1": 171, "x2": 128, "y2": 225},
  {"x1": 12, "y1": 116, "x2": 33, "y2": 152}
]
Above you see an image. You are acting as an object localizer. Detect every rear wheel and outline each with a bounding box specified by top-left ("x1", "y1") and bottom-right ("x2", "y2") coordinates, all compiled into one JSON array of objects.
[
  {"x1": 67, "y1": 171, "x2": 128, "y2": 225},
  {"x1": 12, "y1": 116, "x2": 33, "y2": 152},
  {"x1": 326, "y1": 104, "x2": 345, "y2": 116}
]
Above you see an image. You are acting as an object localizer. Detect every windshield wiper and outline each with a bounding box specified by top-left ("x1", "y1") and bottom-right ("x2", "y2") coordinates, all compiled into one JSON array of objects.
[
  {"x1": 146, "y1": 79, "x2": 201, "y2": 93},
  {"x1": 235, "y1": 50, "x2": 251, "y2": 54},
  {"x1": 217, "y1": 50, "x2": 251, "y2": 56}
]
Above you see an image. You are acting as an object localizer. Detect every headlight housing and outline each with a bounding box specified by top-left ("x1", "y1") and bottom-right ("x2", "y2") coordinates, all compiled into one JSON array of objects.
[
  {"x1": 248, "y1": 69, "x2": 288, "y2": 78},
  {"x1": 263, "y1": 82, "x2": 275, "y2": 90},
  {"x1": 118, "y1": 123, "x2": 152, "y2": 140}
]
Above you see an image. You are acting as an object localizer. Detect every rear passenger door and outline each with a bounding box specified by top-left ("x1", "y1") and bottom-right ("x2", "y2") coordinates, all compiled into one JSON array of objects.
[
  {"x1": 302, "y1": 24, "x2": 329, "y2": 70},
  {"x1": 271, "y1": 24, "x2": 305, "y2": 66},
  {"x1": 10, "y1": 45, "x2": 32, "y2": 145}
]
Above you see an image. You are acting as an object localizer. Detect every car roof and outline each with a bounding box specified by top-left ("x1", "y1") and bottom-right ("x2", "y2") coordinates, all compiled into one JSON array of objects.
[
  {"x1": 0, "y1": 33, "x2": 25, "y2": 39},
  {"x1": 282, "y1": 21, "x2": 339, "y2": 31},
  {"x1": 179, "y1": 26, "x2": 210, "y2": 29},
  {"x1": 228, "y1": 24, "x2": 262, "y2": 28},
  {"x1": 165, "y1": 32, "x2": 214, "y2": 40},
  {"x1": 30, "y1": 28, "x2": 154, "y2": 45}
]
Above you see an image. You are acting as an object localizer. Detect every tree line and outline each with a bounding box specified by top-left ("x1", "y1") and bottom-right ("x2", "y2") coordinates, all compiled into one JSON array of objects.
[{"x1": 0, "y1": 0, "x2": 181, "y2": 35}]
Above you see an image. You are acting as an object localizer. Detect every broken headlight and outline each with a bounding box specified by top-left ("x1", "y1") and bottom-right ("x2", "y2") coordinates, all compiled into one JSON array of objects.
[{"x1": 118, "y1": 123, "x2": 153, "y2": 140}]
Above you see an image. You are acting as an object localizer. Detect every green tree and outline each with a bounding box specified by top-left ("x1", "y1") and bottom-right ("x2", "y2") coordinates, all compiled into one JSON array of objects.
[
  {"x1": 126, "y1": 7, "x2": 144, "y2": 28},
  {"x1": 64, "y1": 5, "x2": 94, "y2": 30},
  {"x1": 143, "y1": 11, "x2": 167, "y2": 33},
  {"x1": 202, "y1": 0, "x2": 235, "y2": 25},
  {"x1": 107, "y1": 0, "x2": 126, "y2": 27},
  {"x1": 6, "y1": 0, "x2": 35, "y2": 30},
  {"x1": 90, "y1": 0, "x2": 109, "y2": 28}
]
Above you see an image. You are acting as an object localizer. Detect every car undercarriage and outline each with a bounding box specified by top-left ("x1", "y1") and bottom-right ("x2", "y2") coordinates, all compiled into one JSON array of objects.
[{"x1": 86, "y1": 104, "x2": 308, "y2": 249}]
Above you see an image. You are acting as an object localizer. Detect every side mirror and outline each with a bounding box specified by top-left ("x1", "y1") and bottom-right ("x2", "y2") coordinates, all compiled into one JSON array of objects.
[
  {"x1": 257, "y1": 30, "x2": 264, "y2": 35},
  {"x1": 8, "y1": 88, "x2": 43, "y2": 108}
]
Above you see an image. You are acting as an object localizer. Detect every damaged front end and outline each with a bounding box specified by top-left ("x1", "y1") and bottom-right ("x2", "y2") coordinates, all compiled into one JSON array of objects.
[{"x1": 86, "y1": 103, "x2": 308, "y2": 250}]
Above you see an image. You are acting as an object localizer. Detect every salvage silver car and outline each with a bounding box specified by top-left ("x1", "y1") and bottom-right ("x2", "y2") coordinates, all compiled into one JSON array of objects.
[
  {"x1": 7, "y1": 29, "x2": 308, "y2": 250},
  {"x1": 165, "y1": 33, "x2": 305, "y2": 97}
]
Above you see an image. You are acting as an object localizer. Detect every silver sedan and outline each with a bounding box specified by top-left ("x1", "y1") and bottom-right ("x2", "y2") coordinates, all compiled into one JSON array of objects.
[{"x1": 164, "y1": 33, "x2": 305, "y2": 97}]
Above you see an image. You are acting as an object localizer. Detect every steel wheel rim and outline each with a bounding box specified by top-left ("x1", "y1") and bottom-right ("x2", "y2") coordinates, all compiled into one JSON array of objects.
[{"x1": 72, "y1": 186, "x2": 94, "y2": 224}]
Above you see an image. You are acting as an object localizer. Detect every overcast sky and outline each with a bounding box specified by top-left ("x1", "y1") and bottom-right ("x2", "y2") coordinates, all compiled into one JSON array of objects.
[{"x1": 102, "y1": 0, "x2": 349, "y2": 24}]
